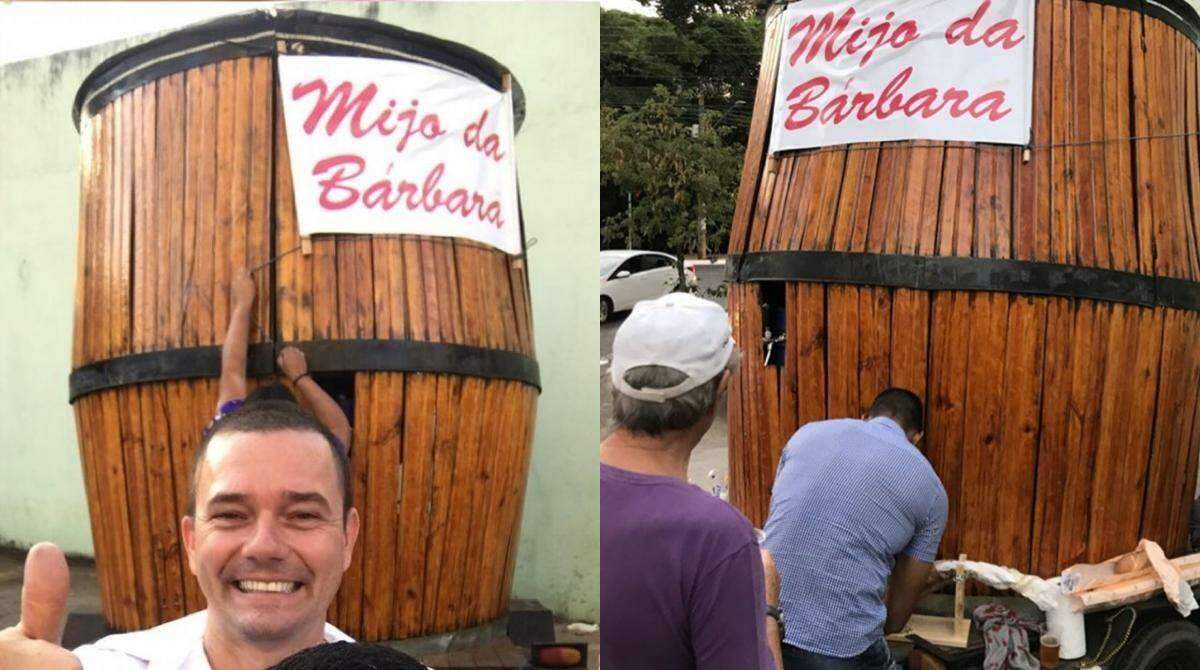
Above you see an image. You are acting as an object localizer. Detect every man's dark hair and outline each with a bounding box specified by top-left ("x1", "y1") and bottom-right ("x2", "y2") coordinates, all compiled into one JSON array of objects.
[
  {"x1": 269, "y1": 642, "x2": 425, "y2": 669},
  {"x1": 188, "y1": 400, "x2": 351, "y2": 520},
  {"x1": 867, "y1": 388, "x2": 924, "y2": 434}
]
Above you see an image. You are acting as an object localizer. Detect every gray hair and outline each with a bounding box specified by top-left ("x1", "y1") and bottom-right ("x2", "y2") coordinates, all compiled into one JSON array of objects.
[{"x1": 612, "y1": 349, "x2": 741, "y2": 437}]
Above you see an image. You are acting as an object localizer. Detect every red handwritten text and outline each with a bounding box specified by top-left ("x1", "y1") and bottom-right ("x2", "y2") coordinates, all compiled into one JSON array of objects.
[
  {"x1": 784, "y1": 67, "x2": 1012, "y2": 130},
  {"x1": 463, "y1": 109, "x2": 506, "y2": 163},
  {"x1": 789, "y1": 9, "x2": 920, "y2": 68},
  {"x1": 292, "y1": 79, "x2": 446, "y2": 153},
  {"x1": 945, "y1": 0, "x2": 1025, "y2": 49},
  {"x1": 312, "y1": 154, "x2": 504, "y2": 227}
]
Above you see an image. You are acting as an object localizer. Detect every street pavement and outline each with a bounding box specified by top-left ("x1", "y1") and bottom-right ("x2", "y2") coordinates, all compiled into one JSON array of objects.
[{"x1": 600, "y1": 263, "x2": 731, "y2": 493}]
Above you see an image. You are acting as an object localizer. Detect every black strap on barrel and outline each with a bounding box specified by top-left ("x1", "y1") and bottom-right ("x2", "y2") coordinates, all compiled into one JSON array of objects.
[
  {"x1": 68, "y1": 339, "x2": 541, "y2": 402},
  {"x1": 728, "y1": 251, "x2": 1200, "y2": 312}
]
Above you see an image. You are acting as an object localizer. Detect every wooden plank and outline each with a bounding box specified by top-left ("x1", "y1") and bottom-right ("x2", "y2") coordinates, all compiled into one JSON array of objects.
[
  {"x1": 98, "y1": 391, "x2": 137, "y2": 628},
  {"x1": 856, "y1": 287, "x2": 891, "y2": 416},
  {"x1": 213, "y1": 61, "x2": 234, "y2": 344},
  {"x1": 889, "y1": 289, "x2": 928, "y2": 408},
  {"x1": 197, "y1": 64, "x2": 219, "y2": 346},
  {"x1": 795, "y1": 283, "x2": 827, "y2": 427},
  {"x1": 230, "y1": 58, "x2": 251, "y2": 283},
  {"x1": 165, "y1": 381, "x2": 203, "y2": 612},
  {"x1": 75, "y1": 399, "x2": 115, "y2": 623},
  {"x1": 1130, "y1": 12, "x2": 1156, "y2": 275},
  {"x1": 825, "y1": 285, "x2": 859, "y2": 421},
  {"x1": 958, "y1": 293, "x2": 1010, "y2": 565},
  {"x1": 1049, "y1": 0, "x2": 1075, "y2": 265},
  {"x1": 729, "y1": 6, "x2": 785, "y2": 256},
  {"x1": 131, "y1": 87, "x2": 147, "y2": 354},
  {"x1": 248, "y1": 58, "x2": 273, "y2": 339},
  {"x1": 994, "y1": 296, "x2": 1045, "y2": 573},
  {"x1": 360, "y1": 374, "x2": 399, "y2": 639},
  {"x1": 158, "y1": 74, "x2": 185, "y2": 349},
  {"x1": 402, "y1": 237, "x2": 428, "y2": 341},
  {"x1": 499, "y1": 387, "x2": 539, "y2": 608},
  {"x1": 1138, "y1": 308, "x2": 1187, "y2": 552},
  {"x1": 116, "y1": 93, "x2": 133, "y2": 357},
  {"x1": 140, "y1": 383, "x2": 186, "y2": 622},
  {"x1": 275, "y1": 84, "x2": 299, "y2": 343},
  {"x1": 1105, "y1": 8, "x2": 1136, "y2": 272},
  {"x1": 115, "y1": 387, "x2": 157, "y2": 628},
  {"x1": 925, "y1": 292, "x2": 972, "y2": 559},
  {"x1": 420, "y1": 375, "x2": 463, "y2": 630},
  {"x1": 830, "y1": 144, "x2": 880, "y2": 253},
  {"x1": 434, "y1": 377, "x2": 485, "y2": 629},
  {"x1": 395, "y1": 373, "x2": 437, "y2": 636}
]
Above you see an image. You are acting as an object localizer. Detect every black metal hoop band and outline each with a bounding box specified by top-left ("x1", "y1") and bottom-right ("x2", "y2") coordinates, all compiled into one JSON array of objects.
[
  {"x1": 728, "y1": 251, "x2": 1200, "y2": 312},
  {"x1": 72, "y1": 9, "x2": 525, "y2": 131},
  {"x1": 68, "y1": 339, "x2": 541, "y2": 402}
]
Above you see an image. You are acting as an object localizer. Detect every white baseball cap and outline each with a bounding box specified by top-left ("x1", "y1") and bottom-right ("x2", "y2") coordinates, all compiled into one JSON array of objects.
[{"x1": 610, "y1": 293, "x2": 735, "y2": 403}]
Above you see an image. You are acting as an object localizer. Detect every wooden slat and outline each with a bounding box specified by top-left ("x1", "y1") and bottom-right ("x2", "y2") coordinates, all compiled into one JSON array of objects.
[
  {"x1": 420, "y1": 375, "x2": 463, "y2": 630},
  {"x1": 361, "y1": 373, "x2": 400, "y2": 639},
  {"x1": 394, "y1": 373, "x2": 436, "y2": 636}
]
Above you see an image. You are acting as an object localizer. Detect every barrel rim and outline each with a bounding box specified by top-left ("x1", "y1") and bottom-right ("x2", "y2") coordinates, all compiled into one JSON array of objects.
[
  {"x1": 728, "y1": 250, "x2": 1200, "y2": 312},
  {"x1": 1090, "y1": 0, "x2": 1200, "y2": 49},
  {"x1": 71, "y1": 8, "x2": 526, "y2": 131},
  {"x1": 68, "y1": 339, "x2": 542, "y2": 402}
]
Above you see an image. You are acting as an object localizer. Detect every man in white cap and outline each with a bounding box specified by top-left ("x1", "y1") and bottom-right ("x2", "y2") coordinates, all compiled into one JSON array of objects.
[{"x1": 600, "y1": 292, "x2": 782, "y2": 670}]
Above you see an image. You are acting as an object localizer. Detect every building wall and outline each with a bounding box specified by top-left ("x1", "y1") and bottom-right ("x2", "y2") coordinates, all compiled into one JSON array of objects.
[{"x1": 0, "y1": 1, "x2": 599, "y2": 622}]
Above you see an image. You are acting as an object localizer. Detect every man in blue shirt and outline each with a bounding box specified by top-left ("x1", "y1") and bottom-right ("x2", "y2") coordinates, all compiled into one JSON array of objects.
[{"x1": 764, "y1": 389, "x2": 948, "y2": 670}]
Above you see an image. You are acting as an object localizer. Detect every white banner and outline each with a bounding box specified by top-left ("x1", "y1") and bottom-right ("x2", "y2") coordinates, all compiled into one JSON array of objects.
[
  {"x1": 278, "y1": 55, "x2": 522, "y2": 255},
  {"x1": 769, "y1": 0, "x2": 1035, "y2": 152}
]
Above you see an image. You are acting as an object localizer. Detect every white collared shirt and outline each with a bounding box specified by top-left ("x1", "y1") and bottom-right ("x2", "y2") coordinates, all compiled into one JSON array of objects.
[{"x1": 72, "y1": 610, "x2": 353, "y2": 670}]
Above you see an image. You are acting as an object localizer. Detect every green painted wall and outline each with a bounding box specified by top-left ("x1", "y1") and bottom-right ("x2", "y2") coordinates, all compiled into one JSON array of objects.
[{"x1": 0, "y1": 1, "x2": 598, "y2": 622}]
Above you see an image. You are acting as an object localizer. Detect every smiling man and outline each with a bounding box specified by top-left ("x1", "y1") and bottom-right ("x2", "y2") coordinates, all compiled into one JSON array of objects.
[{"x1": 0, "y1": 400, "x2": 361, "y2": 670}]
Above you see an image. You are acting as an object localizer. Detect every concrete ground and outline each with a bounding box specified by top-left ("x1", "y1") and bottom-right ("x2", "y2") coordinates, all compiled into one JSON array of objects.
[{"x1": 600, "y1": 263, "x2": 731, "y2": 493}]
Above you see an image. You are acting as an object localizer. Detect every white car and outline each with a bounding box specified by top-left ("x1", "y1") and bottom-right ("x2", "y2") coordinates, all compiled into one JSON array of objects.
[{"x1": 600, "y1": 250, "x2": 697, "y2": 323}]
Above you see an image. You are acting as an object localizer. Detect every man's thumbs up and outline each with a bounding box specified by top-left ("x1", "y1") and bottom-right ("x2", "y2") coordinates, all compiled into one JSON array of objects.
[
  {"x1": 0, "y1": 542, "x2": 80, "y2": 670},
  {"x1": 18, "y1": 542, "x2": 70, "y2": 644}
]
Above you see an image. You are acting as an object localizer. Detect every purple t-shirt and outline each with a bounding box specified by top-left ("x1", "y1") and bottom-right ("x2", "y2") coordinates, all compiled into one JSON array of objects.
[{"x1": 600, "y1": 463, "x2": 775, "y2": 670}]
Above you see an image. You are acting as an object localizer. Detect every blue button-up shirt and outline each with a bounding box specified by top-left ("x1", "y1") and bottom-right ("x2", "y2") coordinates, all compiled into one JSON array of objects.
[{"x1": 763, "y1": 417, "x2": 948, "y2": 657}]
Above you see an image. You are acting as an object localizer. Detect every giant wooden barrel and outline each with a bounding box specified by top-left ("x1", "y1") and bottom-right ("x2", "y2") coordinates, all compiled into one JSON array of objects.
[
  {"x1": 69, "y1": 10, "x2": 539, "y2": 640},
  {"x1": 728, "y1": 0, "x2": 1200, "y2": 577}
]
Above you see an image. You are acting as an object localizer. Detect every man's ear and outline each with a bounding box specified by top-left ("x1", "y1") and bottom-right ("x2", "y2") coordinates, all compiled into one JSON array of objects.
[
  {"x1": 716, "y1": 370, "x2": 732, "y2": 400},
  {"x1": 181, "y1": 516, "x2": 198, "y2": 576},
  {"x1": 342, "y1": 507, "x2": 361, "y2": 571}
]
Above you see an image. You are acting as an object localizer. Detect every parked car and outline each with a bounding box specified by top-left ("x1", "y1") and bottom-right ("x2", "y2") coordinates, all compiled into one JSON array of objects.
[{"x1": 600, "y1": 250, "x2": 697, "y2": 323}]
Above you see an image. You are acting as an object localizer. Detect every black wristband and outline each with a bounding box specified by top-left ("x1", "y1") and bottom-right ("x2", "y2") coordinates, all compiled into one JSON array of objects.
[
  {"x1": 766, "y1": 604, "x2": 782, "y2": 621},
  {"x1": 290, "y1": 372, "x2": 311, "y2": 385}
]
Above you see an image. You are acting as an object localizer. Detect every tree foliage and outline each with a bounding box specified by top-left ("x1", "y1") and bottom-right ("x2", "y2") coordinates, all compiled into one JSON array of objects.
[
  {"x1": 601, "y1": 87, "x2": 743, "y2": 260},
  {"x1": 601, "y1": 9, "x2": 762, "y2": 139}
]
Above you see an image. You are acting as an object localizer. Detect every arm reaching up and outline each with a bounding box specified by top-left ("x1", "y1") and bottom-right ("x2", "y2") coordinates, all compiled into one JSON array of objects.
[
  {"x1": 278, "y1": 346, "x2": 352, "y2": 452},
  {"x1": 218, "y1": 270, "x2": 256, "y2": 409},
  {"x1": 0, "y1": 543, "x2": 81, "y2": 670}
]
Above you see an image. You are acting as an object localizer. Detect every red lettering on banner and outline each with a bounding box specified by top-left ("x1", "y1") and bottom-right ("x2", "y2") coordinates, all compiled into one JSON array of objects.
[
  {"x1": 784, "y1": 67, "x2": 1012, "y2": 130},
  {"x1": 946, "y1": 0, "x2": 1026, "y2": 49},
  {"x1": 463, "y1": 109, "x2": 507, "y2": 162},
  {"x1": 291, "y1": 79, "x2": 446, "y2": 152},
  {"x1": 311, "y1": 155, "x2": 504, "y2": 227},
  {"x1": 789, "y1": 9, "x2": 919, "y2": 68},
  {"x1": 313, "y1": 154, "x2": 365, "y2": 209}
]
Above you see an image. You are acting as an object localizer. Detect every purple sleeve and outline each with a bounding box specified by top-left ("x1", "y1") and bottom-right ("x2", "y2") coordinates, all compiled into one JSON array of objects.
[{"x1": 690, "y1": 542, "x2": 774, "y2": 670}]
